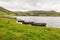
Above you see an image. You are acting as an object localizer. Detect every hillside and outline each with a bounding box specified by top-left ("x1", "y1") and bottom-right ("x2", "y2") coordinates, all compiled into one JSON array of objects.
[
  {"x1": 0, "y1": 6, "x2": 60, "y2": 16},
  {"x1": 0, "y1": 17, "x2": 60, "y2": 40},
  {"x1": 15, "y1": 10, "x2": 60, "y2": 16},
  {"x1": 0, "y1": 7, "x2": 15, "y2": 17}
]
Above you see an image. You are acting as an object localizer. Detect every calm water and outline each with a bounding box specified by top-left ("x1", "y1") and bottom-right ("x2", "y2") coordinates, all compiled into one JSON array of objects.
[{"x1": 16, "y1": 16, "x2": 60, "y2": 28}]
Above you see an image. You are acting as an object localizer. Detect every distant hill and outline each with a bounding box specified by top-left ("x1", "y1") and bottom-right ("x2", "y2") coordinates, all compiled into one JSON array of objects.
[
  {"x1": 0, "y1": 6, "x2": 60, "y2": 16},
  {"x1": 15, "y1": 10, "x2": 60, "y2": 16},
  {"x1": 0, "y1": 7, "x2": 15, "y2": 17}
]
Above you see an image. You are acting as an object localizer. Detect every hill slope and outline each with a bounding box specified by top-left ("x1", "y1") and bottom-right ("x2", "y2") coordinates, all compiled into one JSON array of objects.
[
  {"x1": 0, "y1": 17, "x2": 60, "y2": 40},
  {"x1": 15, "y1": 10, "x2": 60, "y2": 16},
  {"x1": 0, "y1": 7, "x2": 15, "y2": 17},
  {"x1": 0, "y1": 6, "x2": 60, "y2": 16}
]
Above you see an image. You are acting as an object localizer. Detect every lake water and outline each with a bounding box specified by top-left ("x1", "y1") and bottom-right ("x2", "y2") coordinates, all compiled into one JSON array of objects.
[{"x1": 16, "y1": 16, "x2": 60, "y2": 28}]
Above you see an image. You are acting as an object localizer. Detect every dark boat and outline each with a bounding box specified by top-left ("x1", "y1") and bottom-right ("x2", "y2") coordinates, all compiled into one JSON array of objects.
[{"x1": 31, "y1": 23, "x2": 46, "y2": 26}]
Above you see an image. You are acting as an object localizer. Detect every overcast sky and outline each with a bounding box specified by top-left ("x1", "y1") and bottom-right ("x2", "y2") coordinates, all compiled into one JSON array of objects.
[{"x1": 0, "y1": 0, "x2": 60, "y2": 12}]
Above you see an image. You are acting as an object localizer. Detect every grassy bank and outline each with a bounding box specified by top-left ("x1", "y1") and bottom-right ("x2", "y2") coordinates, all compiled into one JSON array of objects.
[{"x1": 0, "y1": 17, "x2": 60, "y2": 40}]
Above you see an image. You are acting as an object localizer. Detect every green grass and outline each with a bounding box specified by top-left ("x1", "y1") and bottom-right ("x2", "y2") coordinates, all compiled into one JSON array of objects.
[{"x1": 0, "y1": 17, "x2": 60, "y2": 40}]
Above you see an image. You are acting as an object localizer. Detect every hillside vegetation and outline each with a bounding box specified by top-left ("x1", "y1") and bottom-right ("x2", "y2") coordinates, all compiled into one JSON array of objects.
[
  {"x1": 0, "y1": 7, "x2": 60, "y2": 16},
  {"x1": 0, "y1": 7, "x2": 15, "y2": 17},
  {"x1": 15, "y1": 10, "x2": 60, "y2": 16}
]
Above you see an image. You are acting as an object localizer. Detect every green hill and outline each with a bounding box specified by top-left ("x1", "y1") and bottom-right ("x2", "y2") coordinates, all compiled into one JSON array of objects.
[
  {"x1": 15, "y1": 10, "x2": 60, "y2": 16},
  {"x1": 0, "y1": 6, "x2": 60, "y2": 16},
  {"x1": 0, "y1": 7, "x2": 15, "y2": 17},
  {"x1": 0, "y1": 17, "x2": 60, "y2": 40}
]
